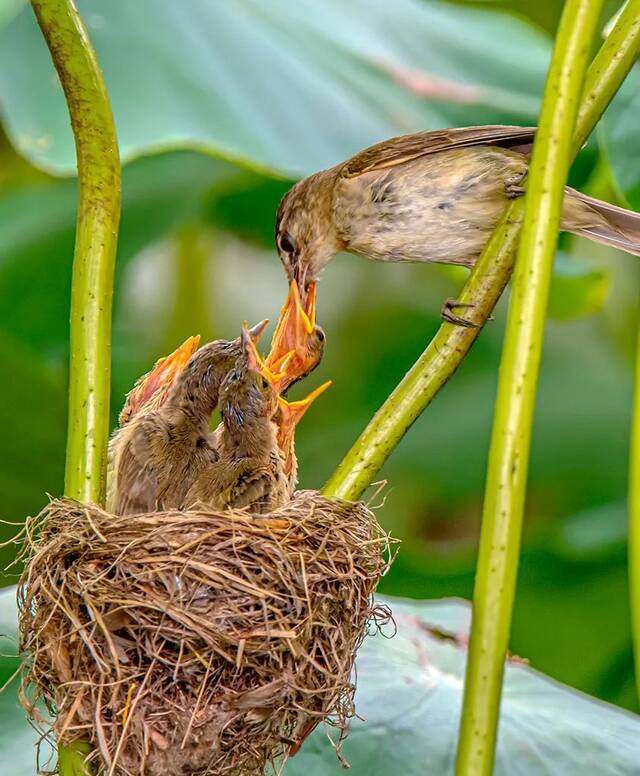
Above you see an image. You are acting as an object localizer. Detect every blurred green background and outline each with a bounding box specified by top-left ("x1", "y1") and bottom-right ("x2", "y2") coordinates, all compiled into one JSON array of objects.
[{"x1": 1, "y1": 0, "x2": 639, "y2": 724}]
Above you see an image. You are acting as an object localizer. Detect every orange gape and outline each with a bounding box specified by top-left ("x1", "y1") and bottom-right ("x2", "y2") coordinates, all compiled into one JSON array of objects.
[
  {"x1": 264, "y1": 281, "x2": 322, "y2": 393},
  {"x1": 119, "y1": 335, "x2": 201, "y2": 424}
]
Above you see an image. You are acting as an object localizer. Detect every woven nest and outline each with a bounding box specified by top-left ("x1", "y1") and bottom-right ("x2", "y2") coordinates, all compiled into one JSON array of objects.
[{"x1": 17, "y1": 490, "x2": 393, "y2": 775}]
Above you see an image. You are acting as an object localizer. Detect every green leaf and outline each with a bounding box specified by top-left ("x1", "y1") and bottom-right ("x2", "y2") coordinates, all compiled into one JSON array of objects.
[
  {"x1": 0, "y1": 0, "x2": 24, "y2": 30},
  {"x1": 286, "y1": 596, "x2": 640, "y2": 775},
  {"x1": 601, "y1": 66, "x2": 640, "y2": 209},
  {"x1": 2, "y1": 589, "x2": 638, "y2": 774},
  {"x1": 0, "y1": 151, "x2": 237, "y2": 352},
  {"x1": 551, "y1": 501, "x2": 627, "y2": 562},
  {"x1": 0, "y1": 0, "x2": 550, "y2": 176},
  {"x1": 548, "y1": 251, "x2": 609, "y2": 321}
]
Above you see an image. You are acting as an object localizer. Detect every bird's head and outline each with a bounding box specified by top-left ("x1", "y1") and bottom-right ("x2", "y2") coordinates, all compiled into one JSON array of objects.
[
  {"x1": 119, "y1": 335, "x2": 201, "y2": 425},
  {"x1": 219, "y1": 323, "x2": 282, "y2": 427},
  {"x1": 167, "y1": 320, "x2": 269, "y2": 417},
  {"x1": 275, "y1": 172, "x2": 342, "y2": 295}
]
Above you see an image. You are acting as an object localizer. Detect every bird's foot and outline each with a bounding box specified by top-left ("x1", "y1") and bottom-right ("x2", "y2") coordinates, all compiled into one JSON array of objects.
[
  {"x1": 441, "y1": 298, "x2": 480, "y2": 328},
  {"x1": 504, "y1": 170, "x2": 527, "y2": 199}
]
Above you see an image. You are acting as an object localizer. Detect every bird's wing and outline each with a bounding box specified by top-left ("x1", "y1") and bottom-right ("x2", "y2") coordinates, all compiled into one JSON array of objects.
[
  {"x1": 113, "y1": 418, "x2": 163, "y2": 515},
  {"x1": 224, "y1": 460, "x2": 279, "y2": 513},
  {"x1": 340, "y1": 125, "x2": 536, "y2": 178}
]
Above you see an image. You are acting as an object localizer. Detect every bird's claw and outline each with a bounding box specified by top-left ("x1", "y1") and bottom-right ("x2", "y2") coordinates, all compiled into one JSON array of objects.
[
  {"x1": 504, "y1": 170, "x2": 527, "y2": 199},
  {"x1": 441, "y1": 298, "x2": 480, "y2": 328}
]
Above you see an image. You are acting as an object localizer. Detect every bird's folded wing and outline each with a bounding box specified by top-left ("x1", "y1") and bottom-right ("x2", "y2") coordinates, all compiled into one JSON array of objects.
[
  {"x1": 340, "y1": 125, "x2": 536, "y2": 178},
  {"x1": 226, "y1": 464, "x2": 274, "y2": 512},
  {"x1": 114, "y1": 419, "x2": 162, "y2": 515}
]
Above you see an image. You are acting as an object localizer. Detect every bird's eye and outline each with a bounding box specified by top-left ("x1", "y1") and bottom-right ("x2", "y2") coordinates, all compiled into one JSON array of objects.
[
  {"x1": 261, "y1": 376, "x2": 270, "y2": 390},
  {"x1": 315, "y1": 328, "x2": 325, "y2": 343},
  {"x1": 279, "y1": 232, "x2": 296, "y2": 256}
]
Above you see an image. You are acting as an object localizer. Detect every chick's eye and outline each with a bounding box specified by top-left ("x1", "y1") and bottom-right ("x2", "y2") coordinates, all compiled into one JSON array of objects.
[{"x1": 279, "y1": 232, "x2": 296, "y2": 256}]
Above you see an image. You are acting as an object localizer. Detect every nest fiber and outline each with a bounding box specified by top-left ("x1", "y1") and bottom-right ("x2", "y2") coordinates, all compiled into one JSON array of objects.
[{"x1": 18, "y1": 490, "x2": 391, "y2": 775}]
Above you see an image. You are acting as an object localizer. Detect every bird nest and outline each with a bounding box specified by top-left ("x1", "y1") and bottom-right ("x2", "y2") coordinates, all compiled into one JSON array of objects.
[{"x1": 17, "y1": 490, "x2": 393, "y2": 775}]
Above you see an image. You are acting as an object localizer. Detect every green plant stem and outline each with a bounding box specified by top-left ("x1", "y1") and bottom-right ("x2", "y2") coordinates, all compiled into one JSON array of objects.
[
  {"x1": 455, "y1": 1, "x2": 604, "y2": 774},
  {"x1": 31, "y1": 0, "x2": 121, "y2": 507},
  {"x1": 630, "y1": 312, "x2": 640, "y2": 706},
  {"x1": 323, "y1": 3, "x2": 638, "y2": 504},
  {"x1": 31, "y1": 1, "x2": 120, "y2": 774}
]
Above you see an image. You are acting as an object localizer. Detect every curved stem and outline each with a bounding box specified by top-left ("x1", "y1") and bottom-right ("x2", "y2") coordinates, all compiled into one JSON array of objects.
[
  {"x1": 31, "y1": 0, "x2": 121, "y2": 507},
  {"x1": 322, "y1": 201, "x2": 524, "y2": 501},
  {"x1": 455, "y1": 1, "x2": 604, "y2": 774},
  {"x1": 30, "y1": 1, "x2": 121, "y2": 774}
]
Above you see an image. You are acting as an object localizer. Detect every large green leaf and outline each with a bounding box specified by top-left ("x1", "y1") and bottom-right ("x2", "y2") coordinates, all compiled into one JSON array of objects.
[
  {"x1": 287, "y1": 597, "x2": 640, "y2": 775},
  {"x1": 0, "y1": 0, "x2": 550, "y2": 177},
  {"x1": 601, "y1": 66, "x2": 640, "y2": 209},
  {"x1": 2, "y1": 589, "x2": 638, "y2": 775},
  {"x1": 0, "y1": 151, "x2": 236, "y2": 353}
]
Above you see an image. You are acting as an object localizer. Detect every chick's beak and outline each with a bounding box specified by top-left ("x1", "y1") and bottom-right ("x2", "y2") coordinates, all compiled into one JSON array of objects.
[
  {"x1": 248, "y1": 318, "x2": 269, "y2": 343},
  {"x1": 119, "y1": 334, "x2": 201, "y2": 424},
  {"x1": 276, "y1": 380, "x2": 332, "y2": 445},
  {"x1": 265, "y1": 281, "x2": 317, "y2": 390},
  {"x1": 241, "y1": 320, "x2": 290, "y2": 386}
]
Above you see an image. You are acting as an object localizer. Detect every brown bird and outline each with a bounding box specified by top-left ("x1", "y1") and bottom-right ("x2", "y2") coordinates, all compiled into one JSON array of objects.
[
  {"x1": 107, "y1": 321, "x2": 268, "y2": 516},
  {"x1": 117, "y1": 335, "x2": 201, "y2": 426},
  {"x1": 185, "y1": 324, "x2": 289, "y2": 514},
  {"x1": 275, "y1": 125, "x2": 640, "y2": 322},
  {"x1": 107, "y1": 335, "x2": 201, "y2": 508}
]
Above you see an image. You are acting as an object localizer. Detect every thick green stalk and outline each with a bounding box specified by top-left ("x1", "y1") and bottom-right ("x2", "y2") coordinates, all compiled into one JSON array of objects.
[
  {"x1": 630, "y1": 314, "x2": 640, "y2": 706},
  {"x1": 323, "y1": 2, "x2": 638, "y2": 504},
  {"x1": 31, "y1": 1, "x2": 120, "y2": 774},
  {"x1": 31, "y1": 0, "x2": 121, "y2": 507},
  {"x1": 455, "y1": 2, "x2": 604, "y2": 774}
]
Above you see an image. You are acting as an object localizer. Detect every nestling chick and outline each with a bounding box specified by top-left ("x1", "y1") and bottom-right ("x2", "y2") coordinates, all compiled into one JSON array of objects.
[
  {"x1": 107, "y1": 335, "x2": 200, "y2": 509},
  {"x1": 275, "y1": 125, "x2": 640, "y2": 301},
  {"x1": 264, "y1": 280, "x2": 325, "y2": 394},
  {"x1": 185, "y1": 323, "x2": 288, "y2": 514},
  {"x1": 107, "y1": 321, "x2": 268, "y2": 515}
]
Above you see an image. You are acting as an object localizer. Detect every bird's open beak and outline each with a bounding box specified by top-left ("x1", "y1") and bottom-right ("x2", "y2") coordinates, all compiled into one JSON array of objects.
[
  {"x1": 276, "y1": 380, "x2": 332, "y2": 447},
  {"x1": 264, "y1": 280, "x2": 317, "y2": 391},
  {"x1": 119, "y1": 334, "x2": 201, "y2": 424},
  {"x1": 241, "y1": 319, "x2": 289, "y2": 385}
]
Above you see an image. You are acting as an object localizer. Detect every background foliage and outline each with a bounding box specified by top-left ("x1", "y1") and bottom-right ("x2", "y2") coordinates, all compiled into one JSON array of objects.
[{"x1": 1, "y1": 0, "x2": 640, "y2": 770}]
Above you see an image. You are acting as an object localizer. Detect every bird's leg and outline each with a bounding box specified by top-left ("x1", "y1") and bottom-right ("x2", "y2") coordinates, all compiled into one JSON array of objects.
[
  {"x1": 504, "y1": 169, "x2": 527, "y2": 199},
  {"x1": 441, "y1": 298, "x2": 480, "y2": 328}
]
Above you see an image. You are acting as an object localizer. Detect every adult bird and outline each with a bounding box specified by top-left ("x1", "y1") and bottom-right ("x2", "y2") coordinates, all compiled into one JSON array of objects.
[
  {"x1": 107, "y1": 321, "x2": 268, "y2": 516},
  {"x1": 274, "y1": 125, "x2": 640, "y2": 323}
]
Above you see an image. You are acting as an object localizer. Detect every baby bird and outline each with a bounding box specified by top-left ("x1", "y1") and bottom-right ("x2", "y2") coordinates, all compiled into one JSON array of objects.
[
  {"x1": 265, "y1": 280, "x2": 325, "y2": 394},
  {"x1": 107, "y1": 335, "x2": 200, "y2": 509},
  {"x1": 185, "y1": 324, "x2": 288, "y2": 514},
  {"x1": 107, "y1": 321, "x2": 268, "y2": 516}
]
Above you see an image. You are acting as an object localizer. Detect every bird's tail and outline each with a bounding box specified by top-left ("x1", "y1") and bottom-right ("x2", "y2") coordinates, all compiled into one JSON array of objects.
[{"x1": 563, "y1": 188, "x2": 640, "y2": 256}]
